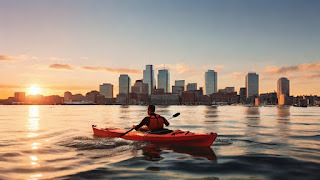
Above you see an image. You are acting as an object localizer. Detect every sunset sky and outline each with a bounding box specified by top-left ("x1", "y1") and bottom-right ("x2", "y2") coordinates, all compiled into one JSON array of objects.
[{"x1": 1, "y1": 0, "x2": 320, "y2": 98}]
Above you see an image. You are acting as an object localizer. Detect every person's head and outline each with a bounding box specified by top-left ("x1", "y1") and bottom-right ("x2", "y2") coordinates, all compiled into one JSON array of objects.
[{"x1": 148, "y1": 105, "x2": 155, "y2": 115}]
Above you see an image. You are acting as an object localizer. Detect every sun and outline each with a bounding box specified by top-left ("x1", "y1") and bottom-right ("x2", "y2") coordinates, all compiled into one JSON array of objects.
[{"x1": 28, "y1": 85, "x2": 42, "y2": 95}]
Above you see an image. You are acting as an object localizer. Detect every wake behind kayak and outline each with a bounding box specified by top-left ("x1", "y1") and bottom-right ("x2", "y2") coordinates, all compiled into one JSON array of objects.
[{"x1": 92, "y1": 125, "x2": 217, "y2": 147}]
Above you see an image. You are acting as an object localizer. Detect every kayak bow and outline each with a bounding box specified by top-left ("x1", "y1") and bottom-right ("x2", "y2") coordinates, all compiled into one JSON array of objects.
[{"x1": 92, "y1": 125, "x2": 217, "y2": 147}]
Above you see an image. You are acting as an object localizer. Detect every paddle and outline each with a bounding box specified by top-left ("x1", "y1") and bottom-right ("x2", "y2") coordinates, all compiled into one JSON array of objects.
[{"x1": 119, "y1": 112, "x2": 180, "y2": 138}]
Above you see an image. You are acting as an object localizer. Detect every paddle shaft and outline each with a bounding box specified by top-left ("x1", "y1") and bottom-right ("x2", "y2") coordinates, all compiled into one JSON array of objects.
[{"x1": 119, "y1": 112, "x2": 180, "y2": 137}]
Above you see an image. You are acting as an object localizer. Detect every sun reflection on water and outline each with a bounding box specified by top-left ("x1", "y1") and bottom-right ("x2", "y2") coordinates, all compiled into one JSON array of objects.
[
  {"x1": 27, "y1": 106, "x2": 40, "y2": 131},
  {"x1": 29, "y1": 155, "x2": 40, "y2": 167},
  {"x1": 26, "y1": 105, "x2": 42, "y2": 179},
  {"x1": 31, "y1": 142, "x2": 42, "y2": 150},
  {"x1": 29, "y1": 174, "x2": 43, "y2": 180}
]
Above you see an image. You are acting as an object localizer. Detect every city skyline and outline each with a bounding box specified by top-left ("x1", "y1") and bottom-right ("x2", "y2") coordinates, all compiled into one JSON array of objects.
[
  {"x1": 5, "y1": 71, "x2": 319, "y2": 107},
  {"x1": 0, "y1": 65, "x2": 319, "y2": 99},
  {"x1": 1, "y1": 0, "x2": 320, "y2": 98}
]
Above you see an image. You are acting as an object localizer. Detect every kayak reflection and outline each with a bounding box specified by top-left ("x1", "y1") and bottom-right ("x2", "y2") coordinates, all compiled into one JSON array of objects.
[{"x1": 140, "y1": 144, "x2": 217, "y2": 161}]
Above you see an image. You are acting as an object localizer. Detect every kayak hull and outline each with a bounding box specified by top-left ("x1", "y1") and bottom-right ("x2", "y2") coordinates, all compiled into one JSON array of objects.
[{"x1": 92, "y1": 125, "x2": 217, "y2": 147}]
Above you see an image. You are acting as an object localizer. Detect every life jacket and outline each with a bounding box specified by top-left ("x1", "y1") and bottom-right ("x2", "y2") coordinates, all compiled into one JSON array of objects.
[{"x1": 148, "y1": 114, "x2": 164, "y2": 131}]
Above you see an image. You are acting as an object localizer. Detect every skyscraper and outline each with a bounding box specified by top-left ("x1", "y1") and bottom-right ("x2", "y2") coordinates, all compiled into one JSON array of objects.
[
  {"x1": 245, "y1": 72, "x2": 259, "y2": 98},
  {"x1": 205, "y1": 70, "x2": 217, "y2": 95},
  {"x1": 119, "y1": 74, "x2": 131, "y2": 95},
  {"x1": 143, "y1": 65, "x2": 155, "y2": 95},
  {"x1": 100, "y1": 83, "x2": 113, "y2": 98},
  {"x1": 277, "y1": 77, "x2": 290, "y2": 102},
  {"x1": 158, "y1": 69, "x2": 170, "y2": 93}
]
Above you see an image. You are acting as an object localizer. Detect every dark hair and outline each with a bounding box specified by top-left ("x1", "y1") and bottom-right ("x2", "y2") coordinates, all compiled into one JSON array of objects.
[{"x1": 148, "y1": 105, "x2": 155, "y2": 113}]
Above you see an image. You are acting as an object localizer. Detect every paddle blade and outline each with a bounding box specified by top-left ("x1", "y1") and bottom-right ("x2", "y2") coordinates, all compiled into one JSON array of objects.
[{"x1": 173, "y1": 112, "x2": 180, "y2": 117}]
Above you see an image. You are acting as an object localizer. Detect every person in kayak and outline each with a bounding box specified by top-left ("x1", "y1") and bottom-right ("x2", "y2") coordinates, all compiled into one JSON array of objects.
[{"x1": 133, "y1": 105, "x2": 170, "y2": 132}]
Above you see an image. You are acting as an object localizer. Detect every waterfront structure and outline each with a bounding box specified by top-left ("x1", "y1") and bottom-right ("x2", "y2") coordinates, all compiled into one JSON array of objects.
[
  {"x1": 44, "y1": 95, "x2": 63, "y2": 105},
  {"x1": 129, "y1": 93, "x2": 149, "y2": 105},
  {"x1": 211, "y1": 92, "x2": 238, "y2": 105},
  {"x1": 182, "y1": 91, "x2": 196, "y2": 104},
  {"x1": 96, "y1": 94, "x2": 106, "y2": 105},
  {"x1": 119, "y1": 74, "x2": 131, "y2": 95},
  {"x1": 172, "y1": 86, "x2": 184, "y2": 96},
  {"x1": 143, "y1": 65, "x2": 155, "y2": 95},
  {"x1": 86, "y1": 90, "x2": 99, "y2": 103},
  {"x1": 245, "y1": 72, "x2": 259, "y2": 98},
  {"x1": 151, "y1": 94, "x2": 179, "y2": 105},
  {"x1": 14, "y1": 92, "x2": 25, "y2": 102},
  {"x1": 239, "y1": 88, "x2": 247, "y2": 104},
  {"x1": 259, "y1": 92, "x2": 278, "y2": 105},
  {"x1": 205, "y1": 70, "x2": 217, "y2": 95},
  {"x1": 131, "y1": 80, "x2": 148, "y2": 94},
  {"x1": 157, "y1": 69, "x2": 170, "y2": 93},
  {"x1": 277, "y1": 77, "x2": 290, "y2": 102},
  {"x1": 64, "y1": 91, "x2": 72, "y2": 102},
  {"x1": 175, "y1": 80, "x2": 185, "y2": 91},
  {"x1": 218, "y1": 87, "x2": 235, "y2": 93},
  {"x1": 73, "y1": 94, "x2": 85, "y2": 102},
  {"x1": 187, "y1": 83, "x2": 197, "y2": 91},
  {"x1": 116, "y1": 93, "x2": 128, "y2": 105},
  {"x1": 100, "y1": 83, "x2": 113, "y2": 98}
]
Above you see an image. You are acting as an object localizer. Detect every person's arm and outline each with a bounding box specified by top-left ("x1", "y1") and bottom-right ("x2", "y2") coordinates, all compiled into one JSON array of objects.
[
  {"x1": 162, "y1": 116, "x2": 170, "y2": 126},
  {"x1": 134, "y1": 117, "x2": 148, "y2": 130}
]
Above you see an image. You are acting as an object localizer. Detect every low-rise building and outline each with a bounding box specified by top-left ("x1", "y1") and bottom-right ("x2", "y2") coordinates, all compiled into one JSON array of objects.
[
  {"x1": 211, "y1": 92, "x2": 238, "y2": 105},
  {"x1": 151, "y1": 94, "x2": 179, "y2": 105},
  {"x1": 259, "y1": 92, "x2": 277, "y2": 105},
  {"x1": 182, "y1": 91, "x2": 195, "y2": 104}
]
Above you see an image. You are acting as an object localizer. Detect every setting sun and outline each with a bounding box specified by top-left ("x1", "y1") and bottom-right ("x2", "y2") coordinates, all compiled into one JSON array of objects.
[{"x1": 28, "y1": 85, "x2": 42, "y2": 95}]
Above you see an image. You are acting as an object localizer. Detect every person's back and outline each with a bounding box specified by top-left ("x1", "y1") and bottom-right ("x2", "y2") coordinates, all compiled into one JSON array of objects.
[{"x1": 134, "y1": 105, "x2": 169, "y2": 131}]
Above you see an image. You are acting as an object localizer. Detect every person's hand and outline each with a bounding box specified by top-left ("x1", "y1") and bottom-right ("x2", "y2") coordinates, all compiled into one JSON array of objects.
[{"x1": 132, "y1": 125, "x2": 136, "y2": 129}]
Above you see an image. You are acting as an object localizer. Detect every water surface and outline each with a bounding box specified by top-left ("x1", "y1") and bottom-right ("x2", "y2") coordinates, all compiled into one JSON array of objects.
[{"x1": 0, "y1": 105, "x2": 319, "y2": 179}]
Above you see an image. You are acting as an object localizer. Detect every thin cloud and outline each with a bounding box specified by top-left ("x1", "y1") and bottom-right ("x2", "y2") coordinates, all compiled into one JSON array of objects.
[
  {"x1": 155, "y1": 63, "x2": 199, "y2": 74},
  {"x1": 80, "y1": 57, "x2": 89, "y2": 60},
  {"x1": 49, "y1": 64, "x2": 74, "y2": 70},
  {"x1": 229, "y1": 72, "x2": 245, "y2": 80},
  {"x1": 0, "y1": 54, "x2": 38, "y2": 62},
  {"x1": 50, "y1": 57, "x2": 67, "y2": 61},
  {"x1": 45, "y1": 85, "x2": 93, "y2": 91},
  {"x1": 289, "y1": 73, "x2": 320, "y2": 80},
  {"x1": 264, "y1": 61, "x2": 320, "y2": 74},
  {"x1": 0, "y1": 55, "x2": 17, "y2": 61},
  {"x1": 0, "y1": 85, "x2": 25, "y2": 88},
  {"x1": 82, "y1": 66, "x2": 142, "y2": 74}
]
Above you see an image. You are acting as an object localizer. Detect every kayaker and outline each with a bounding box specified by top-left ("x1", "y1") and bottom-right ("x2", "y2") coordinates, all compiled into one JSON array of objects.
[{"x1": 133, "y1": 105, "x2": 170, "y2": 132}]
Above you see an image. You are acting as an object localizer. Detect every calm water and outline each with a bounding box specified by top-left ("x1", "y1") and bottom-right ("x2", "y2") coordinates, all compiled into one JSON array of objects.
[{"x1": 0, "y1": 105, "x2": 319, "y2": 180}]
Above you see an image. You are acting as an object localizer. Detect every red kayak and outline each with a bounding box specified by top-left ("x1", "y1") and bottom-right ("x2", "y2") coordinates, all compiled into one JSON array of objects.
[{"x1": 92, "y1": 125, "x2": 217, "y2": 147}]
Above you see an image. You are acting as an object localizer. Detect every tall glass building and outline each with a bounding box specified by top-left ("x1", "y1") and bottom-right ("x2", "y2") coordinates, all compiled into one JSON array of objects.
[
  {"x1": 205, "y1": 70, "x2": 217, "y2": 95},
  {"x1": 143, "y1": 65, "x2": 155, "y2": 95},
  {"x1": 119, "y1": 74, "x2": 131, "y2": 95},
  {"x1": 277, "y1": 77, "x2": 290, "y2": 99},
  {"x1": 245, "y1": 72, "x2": 259, "y2": 98},
  {"x1": 158, "y1": 69, "x2": 170, "y2": 93}
]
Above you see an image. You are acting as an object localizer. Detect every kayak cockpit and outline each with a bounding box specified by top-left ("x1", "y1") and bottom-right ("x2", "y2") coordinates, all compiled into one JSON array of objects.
[{"x1": 146, "y1": 128, "x2": 173, "y2": 135}]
